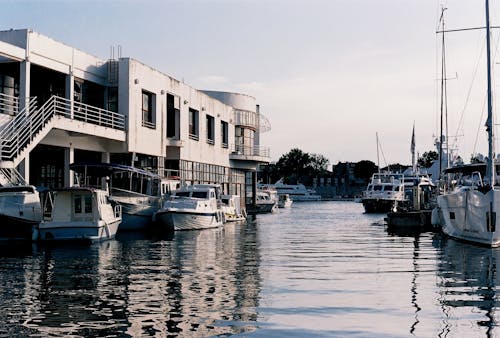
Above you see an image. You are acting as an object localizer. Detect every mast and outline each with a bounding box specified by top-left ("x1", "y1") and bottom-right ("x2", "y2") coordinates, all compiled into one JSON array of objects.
[
  {"x1": 438, "y1": 7, "x2": 447, "y2": 186},
  {"x1": 486, "y1": 0, "x2": 495, "y2": 186},
  {"x1": 376, "y1": 132, "x2": 380, "y2": 173}
]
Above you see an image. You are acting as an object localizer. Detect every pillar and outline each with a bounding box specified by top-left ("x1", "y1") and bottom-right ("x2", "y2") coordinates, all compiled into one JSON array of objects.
[
  {"x1": 64, "y1": 143, "x2": 74, "y2": 187},
  {"x1": 19, "y1": 59, "x2": 31, "y2": 114}
]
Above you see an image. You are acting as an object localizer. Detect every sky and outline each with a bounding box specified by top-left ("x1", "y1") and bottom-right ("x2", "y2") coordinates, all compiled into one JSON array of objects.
[{"x1": 1, "y1": 0, "x2": 498, "y2": 168}]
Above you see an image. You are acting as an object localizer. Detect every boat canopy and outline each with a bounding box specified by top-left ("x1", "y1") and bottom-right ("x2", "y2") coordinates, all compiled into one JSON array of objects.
[{"x1": 69, "y1": 162, "x2": 160, "y2": 178}]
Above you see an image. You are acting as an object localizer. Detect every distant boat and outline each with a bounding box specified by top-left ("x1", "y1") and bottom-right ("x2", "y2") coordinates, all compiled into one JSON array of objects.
[
  {"x1": 278, "y1": 193, "x2": 293, "y2": 208},
  {"x1": 246, "y1": 189, "x2": 278, "y2": 214},
  {"x1": 37, "y1": 187, "x2": 122, "y2": 241},
  {"x1": 0, "y1": 185, "x2": 42, "y2": 240},
  {"x1": 70, "y1": 162, "x2": 181, "y2": 230},
  {"x1": 155, "y1": 184, "x2": 225, "y2": 231},
  {"x1": 259, "y1": 179, "x2": 321, "y2": 202}
]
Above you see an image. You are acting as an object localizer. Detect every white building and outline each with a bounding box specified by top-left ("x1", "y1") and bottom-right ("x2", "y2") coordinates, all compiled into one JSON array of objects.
[{"x1": 0, "y1": 29, "x2": 270, "y2": 200}]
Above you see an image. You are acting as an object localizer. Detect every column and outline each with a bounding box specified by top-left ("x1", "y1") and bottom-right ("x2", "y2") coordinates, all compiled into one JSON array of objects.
[
  {"x1": 65, "y1": 67, "x2": 74, "y2": 119},
  {"x1": 64, "y1": 143, "x2": 74, "y2": 187},
  {"x1": 19, "y1": 59, "x2": 31, "y2": 114}
]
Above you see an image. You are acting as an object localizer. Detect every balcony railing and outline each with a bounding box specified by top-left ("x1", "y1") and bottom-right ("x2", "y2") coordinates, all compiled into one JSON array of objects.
[
  {"x1": 234, "y1": 109, "x2": 259, "y2": 130},
  {"x1": 230, "y1": 143, "x2": 270, "y2": 158}
]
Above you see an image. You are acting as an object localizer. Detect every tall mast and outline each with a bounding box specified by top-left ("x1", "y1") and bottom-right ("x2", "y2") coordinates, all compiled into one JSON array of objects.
[
  {"x1": 376, "y1": 132, "x2": 380, "y2": 173},
  {"x1": 486, "y1": 0, "x2": 495, "y2": 186},
  {"x1": 438, "y1": 7, "x2": 447, "y2": 184}
]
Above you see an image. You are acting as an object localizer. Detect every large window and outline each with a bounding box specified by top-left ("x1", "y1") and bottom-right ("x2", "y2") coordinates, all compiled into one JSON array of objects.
[
  {"x1": 221, "y1": 121, "x2": 228, "y2": 148},
  {"x1": 189, "y1": 108, "x2": 199, "y2": 140},
  {"x1": 206, "y1": 115, "x2": 215, "y2": 145},
  {"x1": 142, "y1": 90, "x2": 156, "y2": 129},
  {"x1": 167, "y1": 93, "x2": 180, "y2": 138}
]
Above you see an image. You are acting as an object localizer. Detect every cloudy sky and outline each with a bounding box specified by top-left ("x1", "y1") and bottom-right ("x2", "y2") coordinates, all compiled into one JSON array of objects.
[{"x1": 1, "y1": 0, "x2": 498, "y2": 167}]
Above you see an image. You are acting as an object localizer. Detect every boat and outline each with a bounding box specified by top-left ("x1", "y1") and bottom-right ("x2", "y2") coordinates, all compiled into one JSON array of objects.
[
  {"x1": 361, "y1": 172, "x2": 406, "y2": 213},
  {"x1": 0, "y1": 185, "x2": 43, "y2": 240},
  {"x1": 278, "y1": 193, "x2": 293, "y2": 208},
  {"x1": 154, "y1": 184, "x2": 225, "y2": 231},
  {"x1": 246, "y1": 189, "x2": 278, "y2": 214},
  {"x1": 221, "y1": 194, "x2": 246, "y2": 222},
  {"x1": 258, "y1": 179, "x2": 321, "y2": 202},
  {"x1": 70, "y1": 162, "x2": 181, "y2": 230},
  {"x1": 37, "y1": 187, "x2": 122, "y2": 241},
  {"x1": 437, "y1": 0, "x2": 500, "y2": 247}
]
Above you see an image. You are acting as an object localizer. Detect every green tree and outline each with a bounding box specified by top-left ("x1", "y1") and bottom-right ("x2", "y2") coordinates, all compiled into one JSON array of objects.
[
  {"x1": 353, "y1": 160, "x2": 378, "y2": 183},
  {"x1": 418, "y1": 151, "x2": 438, "y2": 168},
  {"x1": 274, "y1": 148, "x2": 330, "y2": 185}
]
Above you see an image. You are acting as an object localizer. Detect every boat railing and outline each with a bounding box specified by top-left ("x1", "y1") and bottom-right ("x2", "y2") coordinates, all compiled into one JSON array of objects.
[{"x1": 113, "y1": 204, "x2": 122, "y2": 218}]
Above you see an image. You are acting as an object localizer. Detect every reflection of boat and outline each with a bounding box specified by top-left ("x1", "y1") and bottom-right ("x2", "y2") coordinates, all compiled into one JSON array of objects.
[
  {"x1": 246, "y1": 189, "x2": 278, "y2": 214},
  {"x1": 437, "y1": 236, "x2": 499, "y2": 335},
  {"x1": 70, "y1": 162, "x2": 181, "y2": 230},
  {"x1": 0, "y1": 185, "x2": 42, "y2": 240},
  {"x1": 278, "y1": 194, "x2": 293, "y2": 208},
  {"x1": 37, "y1": 187, "x2": 122, "y2": 241},
  {"x1": 221, "y1": 195, "x2": 246, "y2": 222},
  {"x1": 154, "y1": 184, "x2": 225, "y2": 231},
  {"x1": 361, "y1": 172, "x2": 406, "y2": 213},
  {"x1": 437, "y1": 1, "x2": 500, "y2": 246}
]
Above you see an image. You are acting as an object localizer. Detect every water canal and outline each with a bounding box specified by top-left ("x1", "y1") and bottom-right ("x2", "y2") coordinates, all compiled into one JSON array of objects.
[{"x1": 0, "y1": 201, "x2": 499, "y2": 337}]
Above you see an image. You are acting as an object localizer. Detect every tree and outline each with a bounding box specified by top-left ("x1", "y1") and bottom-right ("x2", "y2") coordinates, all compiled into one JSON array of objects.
[
  {"x1": 418, "y1": 151, "x2": 438, "y2": 168},
  {"x1": 274, "y1": 148, "x2": 330, "y2": 185},
  {"x1": 353, "y1": 160, "x2": 378, "y2": 183}
]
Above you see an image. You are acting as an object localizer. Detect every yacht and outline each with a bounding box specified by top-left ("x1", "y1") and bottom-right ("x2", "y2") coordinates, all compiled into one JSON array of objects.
[
  {"x1": 70, "y1": 162, "x2": 181, "y2": 230},
  {"x1": 361, "y1": 172, "x2": 406, "y2": 213},
  {"x1": 246, "y1": 189, "x2": 278, "y2": 214},
  {"x1": 37, "y1": 187, "x2": 122, "y2": 241},
  {"x1": 0, "y1": 185, "x2": 42, "y2": 240},
  {"x1": 154, "y1": 184, "x2": 225, "y2": 231},
  {"x1": 278, "y1": 194, "x2": 293, "y2": 208},
  {"x1": 437, "y1": 1, "x2": 500, "y2": 247},
  {"x1": 259, "y1": 179, "x2": 321, "y2": 202}
]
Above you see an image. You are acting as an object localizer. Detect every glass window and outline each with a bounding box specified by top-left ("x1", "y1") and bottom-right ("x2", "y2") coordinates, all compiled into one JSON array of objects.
[
  {"x1": 84, "y1": 195, "x2": 92, "y2": 213},
  {"x1": 142, "y1": 90, "x2": 156, "y2": 129},
  {"x1": 206, "y1": 115, "x2": 215, "y2": 144},
  {"x1": 74, "y1": 195, "x2": 82, "y2": 214},
  {"x1": 189, "y1": 108, "x2": 199, "y2": 140},
  {"x1": 221, "y1": 121, "x2": 228, "y2": 148}
]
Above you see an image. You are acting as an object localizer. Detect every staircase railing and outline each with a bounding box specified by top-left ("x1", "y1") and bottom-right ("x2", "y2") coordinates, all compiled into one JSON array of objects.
[
  {"x1": 0, "y1": 95, "x2": 126, "y2": 162},
  {"x1": 0, "y1": 167, "x2": 27, "y2": 186}
]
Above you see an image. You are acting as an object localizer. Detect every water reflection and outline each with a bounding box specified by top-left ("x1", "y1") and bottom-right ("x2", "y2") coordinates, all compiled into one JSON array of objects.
[
  {"x1": 0, "y1": 222, "x2": 261, "y2": 337},
  {"x1": 436, "y1": 237, "x2": 500, "y2": 337}
]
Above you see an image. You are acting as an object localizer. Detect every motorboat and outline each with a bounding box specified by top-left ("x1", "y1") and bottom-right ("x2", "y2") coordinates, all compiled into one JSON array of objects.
[
  {"x1": 221, "y1": 194, "x2": 246, "y2": 222},
  {"x1": 278, "y1": 193, "x2": 293, "y2": 208},
  {"x1": 361, "y1": 172, "x2": 406, "y2": 213},
  {"x1": 154, "y1": 184, "x2": 225, "y2": 231},
  {"x1": 246, "y1": 189, "x2": 278, "y2": 214},
  {"x1": 0, "y1": 185, "x2": 42, "y2": 240},
  {"x1": 37, "y1": 187, "x2": 122, "y2": 241},
  {"x1": 70, "y1": 162, "x2": 181, "y2": 230}
]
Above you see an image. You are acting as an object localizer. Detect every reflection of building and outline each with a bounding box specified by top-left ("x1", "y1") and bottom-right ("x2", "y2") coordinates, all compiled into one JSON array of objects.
[{"x1": 0, "y1": 29, "x2": 270, "y2": 206}]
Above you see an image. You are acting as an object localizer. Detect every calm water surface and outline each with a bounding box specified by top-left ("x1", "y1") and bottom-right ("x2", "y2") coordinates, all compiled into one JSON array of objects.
[{"x1": 0, "y1": 201, "x2": 499, "y2": 337}]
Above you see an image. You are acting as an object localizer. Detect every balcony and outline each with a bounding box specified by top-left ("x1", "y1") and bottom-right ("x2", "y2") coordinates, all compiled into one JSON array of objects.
[{"x1": 229, "y1": 143, "x2": 270, "y2": 163}]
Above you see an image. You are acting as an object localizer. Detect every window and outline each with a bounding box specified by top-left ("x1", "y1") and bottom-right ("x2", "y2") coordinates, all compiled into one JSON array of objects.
[
  {"x1": 221, "y1": 121, "x2": 228, "y2": 148},
  {"x1": 206, "y1": 115, "x2": 215, "y2": 145},
  {"x1": 189, "y1": 108, "x2": 199, "y2": 140},
  {"x1": 142, "y1": 90, "x2": 156, "y2": 129},
  {"x1": 167, "y1": 93, "x2": 180, "y2": 138}
]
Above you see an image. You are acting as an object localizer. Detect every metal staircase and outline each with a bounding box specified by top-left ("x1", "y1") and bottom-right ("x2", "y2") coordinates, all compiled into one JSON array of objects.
[{"x1": 0, "y1": 94, "x2": 126, "y2": 173}]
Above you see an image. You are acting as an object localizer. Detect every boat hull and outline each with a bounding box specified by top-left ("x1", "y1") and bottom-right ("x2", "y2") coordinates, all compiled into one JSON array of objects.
[
  {"x1": 438, "y1": 188, "x2": 500, "y2": 247},
  {"x1": 362, "y1": 198, "x2": 399, "y2": 213},
  {"x1": 38, "y1": 220, "x2": 121, "y2": 241},
  {"x1": 155, "y1": 210, "x2": 224, "y2": 231},
  {"x1": 0, "y1": 214, "x2": 38, "y2": 240}
]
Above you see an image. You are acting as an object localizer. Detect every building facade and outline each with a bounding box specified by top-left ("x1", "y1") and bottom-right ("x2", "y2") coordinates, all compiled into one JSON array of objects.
[{"x1": 0, "y1": 29, "x2": 270, "y2": 202}]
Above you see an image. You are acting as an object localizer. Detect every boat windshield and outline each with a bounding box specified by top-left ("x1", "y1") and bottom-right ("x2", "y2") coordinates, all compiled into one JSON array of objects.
[
  {"x1": 175, "y1": 191, "x2": 190, "y2": 197},
  {"x1": 192, "y1": 191, "x2": 208, "y2": 199}
]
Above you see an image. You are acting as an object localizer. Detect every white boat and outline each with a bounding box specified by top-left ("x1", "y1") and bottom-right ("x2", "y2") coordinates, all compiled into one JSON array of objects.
[
  {"x1": 221, "y1": 194, "x2": 246, "y2": 222},
  {"x1": 154, "y1": 184, "x2": 225, "y2": 231},
  {"x1": 246, "y1": 189, "x2": 278, "y2": 214},
  {"x1": 260, "y1": 179, "x2": 321, "y2": 202},
  {"x1": 0, "y1": 185, "x2": 42, "y2": 240},
  {"x1": 70, "y1": 163, "x2": 181, "y2": 230},
  {"x1": 361, "y1": 172, "x2": 406, "y2": 213},
  {"x1": 37, "y1": 187, "x2": 122, "y2": 241},
  {"x1": 278, "y1": 193, "x2": 293, "y2": 208},
  {"x1": 437, "y1": 1, "x2": 500, "y2": 247}
]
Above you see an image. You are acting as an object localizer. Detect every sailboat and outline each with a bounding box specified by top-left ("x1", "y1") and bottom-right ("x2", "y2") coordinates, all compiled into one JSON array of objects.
[{"x1": 437, "y1": 0, "x2": 500, "y2": 246}]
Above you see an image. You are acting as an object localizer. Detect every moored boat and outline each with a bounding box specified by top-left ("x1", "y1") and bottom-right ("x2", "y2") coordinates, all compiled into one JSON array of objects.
[
  {"x1": 0, "y1": 185, "x2": 42, "y2": 240},
  {"x1": 221, "y1": 194, "x2": 246, "y2": 222},
  {"x1": 361, "y1": 172, "x2": 406, "y2": 213},
  {"x1": 154, "y1": 184, "x2": 225, "y2": 231},
  {"x1": 37, "y1": 187, "x2": 122, "y2": 241}
]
